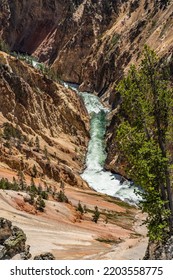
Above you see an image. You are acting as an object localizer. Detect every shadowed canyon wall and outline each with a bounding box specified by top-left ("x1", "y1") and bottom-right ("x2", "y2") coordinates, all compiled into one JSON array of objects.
[{"x1": 1, "y1": 0, "x2": 172, "y2": 96}]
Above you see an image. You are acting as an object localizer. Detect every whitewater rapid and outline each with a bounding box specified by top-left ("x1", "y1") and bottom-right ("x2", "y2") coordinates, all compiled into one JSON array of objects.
[{"x1": 65, "y1": 83, "x2": 141, "y2": 205}]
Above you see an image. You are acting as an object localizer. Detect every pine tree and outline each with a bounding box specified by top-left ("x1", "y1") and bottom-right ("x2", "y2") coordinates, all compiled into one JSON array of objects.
[
  {"x1": 44, "y1": 145, "x2": 48, "y2": 160},
  {"x1": 77, "y1": 201, "x2": 84, "y2": 214},
  {"x1": 55, "y1": 181, "x2": 68, "y2": 203},
  {"x1": 30, "y1": 177, "x2": 37, "y2": 194},
  {"x1": 12, "y1": 177, "x2": 19, "y2": 191},
  {"x1": 92, "y1": 206, "x2": 100, "y2": 223},
  {"x1": 17, "y1": 171, "x2": 26, "y2": 191},
  {"x1": 60, "y1": 180, "x2": 65, "y2": 192},
  {"x1": 28, "y1": 138, "x2": 33, "y2": 147},
  {"x1": 32, "y1": 164, "x2": 37, "y2": 178},
  {"x1": 35, "y1": 136, "x2": 40, "y2": 152},
  {"x1": 83, "y1": 205, "x2": 87, "y2": 213},
  {"x1": 36, "y1": 195, "x2": 46, "y2": 212},
  {"x1": 0, "y1": 128, "x2": 3, "y2": 149},
  {"x1": 38, "y1": 183, "x2": 43, "y2": 194},
  {"x1": 116, "y1": 45, "x2": 173, "y2": 240},
  {"x1": 20, "y1": 157, "x2": 24, "y2": 171}
]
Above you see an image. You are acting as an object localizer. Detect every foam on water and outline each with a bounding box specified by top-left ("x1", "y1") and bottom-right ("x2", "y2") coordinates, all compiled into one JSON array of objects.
[{"x1": 64, "y1": 83, "x2": 141, "y2": 205}]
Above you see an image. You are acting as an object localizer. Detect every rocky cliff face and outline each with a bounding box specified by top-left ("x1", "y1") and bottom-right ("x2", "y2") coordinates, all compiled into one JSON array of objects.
[
  {"x1": 0, "y1": 0, "x2": 172, "y2": 260},
  {"x1": 104, "y1": 1, "x2": 173, "y2": 175},
  {"x1": 1, "y1": 1, "x2": 172, "y2": 92},
  {"x1": 0, "y1": 51, "x2": 89, "y2": 188},
  {"x1": 80, "y1": 0, "x2": 173, "y2": 97},
  {"x1": 0, "y1": 0, "x2": 172, "y2": 199},
  {"x1": 1, "y1": 0, "x2": 123, "y2": 84}
]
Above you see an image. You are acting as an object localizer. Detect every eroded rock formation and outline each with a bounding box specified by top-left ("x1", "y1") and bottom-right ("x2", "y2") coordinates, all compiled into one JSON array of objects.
[
  {"x1": 0, "y1": 51, "x2": 90, "y2": 188},
  {"x1": 0, "y1": 0, "x2": 173, "y2": 260},
  {"x1": 1, "y1": 3, "x2": 172, "y2": 177},
  {"x1": 1, "y1": 1, "x2": 172, "y2": 95},
  {"x1": 0, "y1": 217, "x2": 31, "y2": 259}
]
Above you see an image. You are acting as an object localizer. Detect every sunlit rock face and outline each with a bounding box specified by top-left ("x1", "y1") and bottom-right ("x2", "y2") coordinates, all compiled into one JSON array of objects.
[
  {"x1": 1, "y1": 1, "x2": 172, "y2": 96},
  {"x1": 0, "y1": 51, "x2": 90, "y2": 188},
  {"x1": 0, "y1": 0, "x2": 172, "y2": 183}
]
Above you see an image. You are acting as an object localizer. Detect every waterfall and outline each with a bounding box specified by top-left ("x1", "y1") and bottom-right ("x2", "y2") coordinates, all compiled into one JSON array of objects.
[{"x1": 64, "y1": 83, "x2": 141, "y2": 205}]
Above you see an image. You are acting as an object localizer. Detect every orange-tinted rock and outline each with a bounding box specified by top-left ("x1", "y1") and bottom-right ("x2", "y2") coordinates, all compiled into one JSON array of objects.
[{"x1": 0, "y1": 51, "x2": 89, "y2": 188}]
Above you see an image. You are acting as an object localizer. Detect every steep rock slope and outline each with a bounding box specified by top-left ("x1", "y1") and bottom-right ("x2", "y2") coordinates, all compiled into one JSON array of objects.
[
  {"x1": 1, "y1": 0, "x2": 172, "y2": 202},
  {"x1": 1, "y1": 1, "x2": 172, "y2": 93},
  {"x1": 104, "y1": 1, "x2": 173, "y2": 175},
  {"x1": 0, "y1": 51, "x2": 89, "y2": 188},
  {"x1": 0, "y1": 1, "x2": 153, "y2": 259},
  {"x1": 0, "y1": 0, "x2": 135, "y2": 84},
  {"x1": 80, "y1": 0, "x2": 173, "y2": 95}
]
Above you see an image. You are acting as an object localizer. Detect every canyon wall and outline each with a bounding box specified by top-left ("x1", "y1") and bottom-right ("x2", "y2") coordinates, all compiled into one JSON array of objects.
[
  {"x1": 1, "y1": 1, "x2": 172, "y2": 95},
  {"x1": 1, "y1": 0, "x2": 173, "y2": 179},
  {"x1": 0, "y1": 51, "x2": 89, "y2": 188},
  {"x1": 1, "y1": 0, "x2": 173, "y2": 260},
  {"x1": 1, "y1": 0, "x2": 120, "y2": 83},
  {"x1": 1, "y1": 0, "x2": 173, "y2": 177}
]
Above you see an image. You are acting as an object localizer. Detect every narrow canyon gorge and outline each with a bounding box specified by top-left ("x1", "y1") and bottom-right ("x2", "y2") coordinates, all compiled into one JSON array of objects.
[{"x1": 0, "y1": 0, "x2": 173, "y2": 260}]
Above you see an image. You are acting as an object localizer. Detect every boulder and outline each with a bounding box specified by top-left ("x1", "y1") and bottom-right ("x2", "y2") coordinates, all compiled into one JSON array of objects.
[
  {"x1": 0, "y1": 217, "x2": 31, "y2": 259},
  {"x1": 34, "y1": 252, "x2": 55, "y2": 260}
]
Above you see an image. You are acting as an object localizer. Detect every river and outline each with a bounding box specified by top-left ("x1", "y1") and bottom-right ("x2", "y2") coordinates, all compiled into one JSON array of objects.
[{"x1": 64, "y1": 83, "x2": 141, "y2": 205}]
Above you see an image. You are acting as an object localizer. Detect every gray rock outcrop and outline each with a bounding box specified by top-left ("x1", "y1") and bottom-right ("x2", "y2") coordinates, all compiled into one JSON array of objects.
[
  {"x1": 144, "y1": 237, "x2": 173, "y2": 260},
  {"x1": 0, "y1": 217, "x2": 31, "y2": 260}
]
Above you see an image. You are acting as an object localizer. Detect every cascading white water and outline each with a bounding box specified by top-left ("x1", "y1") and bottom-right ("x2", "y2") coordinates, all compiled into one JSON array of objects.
[{"x1": 64, "y1": 83, "x2": 141, "y2": 205}]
